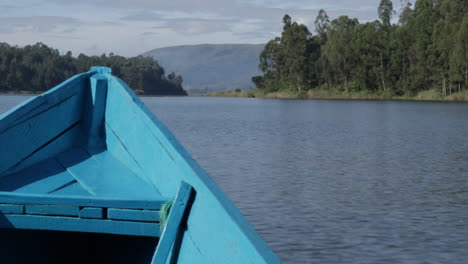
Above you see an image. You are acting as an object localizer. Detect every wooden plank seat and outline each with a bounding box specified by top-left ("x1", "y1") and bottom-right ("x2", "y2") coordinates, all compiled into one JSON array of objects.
[{"x1": 0, "y1": 193, "x2": 167, "y2": 237}]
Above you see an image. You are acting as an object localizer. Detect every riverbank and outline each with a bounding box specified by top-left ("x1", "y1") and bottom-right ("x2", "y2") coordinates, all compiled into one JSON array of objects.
[{"x1": 205, "y1": 88, "x2": 468, "y2": 102}]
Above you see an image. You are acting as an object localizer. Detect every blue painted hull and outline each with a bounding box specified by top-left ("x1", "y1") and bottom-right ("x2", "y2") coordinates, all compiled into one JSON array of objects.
[{"x1": 0, "y1": 67, "x2": 280, "y2": 263}]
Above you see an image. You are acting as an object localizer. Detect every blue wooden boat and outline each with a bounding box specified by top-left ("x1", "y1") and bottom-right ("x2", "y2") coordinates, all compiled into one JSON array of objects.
[{"x1": 0, "y1": 67, "x2": 280, "y2": 263}]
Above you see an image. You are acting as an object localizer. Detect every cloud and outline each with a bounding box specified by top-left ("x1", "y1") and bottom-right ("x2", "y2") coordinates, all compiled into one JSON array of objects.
[
  {"x1": 150, "y1": 18, "x2": 235, "y2": 35},
  {"x1": 121, "y1": 10, "x2": 236, "y2": 22},
  {"x1": 50, "y1": 0, "x2": 231, "y2": 13},
  {"x1": 0, "y1": 4, "x2": 16, "y2": 9},
  {"x1": 1, "y1": 0, "x2": 409, "y2": 56},
  {"x1": 84, "y1": 43, "x2": 105, "y2": 56},
  {"x1": 122, "y1": 10, "x2": 238, "y2": 35},
  {"x1": 140, "y1": 31, "x2": 159, "y2": 36},
  {"x1": 121, "y1": 10, "x2": 160, "y2": 21},
  {"x1": 0, "y1": 16, "x2": 80, "y2": 34}
]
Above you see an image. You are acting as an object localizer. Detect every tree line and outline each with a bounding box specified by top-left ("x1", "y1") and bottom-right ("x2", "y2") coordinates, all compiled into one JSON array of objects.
[
  {"x1": 252, "y1": 0, "x2": 467, "y2": 96},
  {"x1": 0, "y1": 42, "x2": 187, "y2": 95}
]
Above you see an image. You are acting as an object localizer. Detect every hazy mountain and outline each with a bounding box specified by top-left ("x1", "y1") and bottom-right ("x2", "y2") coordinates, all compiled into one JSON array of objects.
[{"x1": 142, "y1": 44, "x2": 264, "y2": 94}]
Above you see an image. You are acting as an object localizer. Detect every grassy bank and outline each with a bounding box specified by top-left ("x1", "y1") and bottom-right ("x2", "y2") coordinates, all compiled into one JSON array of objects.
[{"x1": 206, "y1": 88, "x2": 468, "y2": 102}]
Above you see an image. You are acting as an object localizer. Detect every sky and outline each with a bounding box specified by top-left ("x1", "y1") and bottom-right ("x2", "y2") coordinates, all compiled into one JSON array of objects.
[{"x1": 0, "y1": 0, "x2": 409, "y2": 57}]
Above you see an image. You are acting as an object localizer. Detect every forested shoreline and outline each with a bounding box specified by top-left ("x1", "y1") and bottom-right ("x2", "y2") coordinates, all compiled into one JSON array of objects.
[
  {"x1": 0, "y1": 42, "x2": 187, "y2": 96},
  {"x1": 251, "y1": 0, "x2": 467, "y2": 100}
]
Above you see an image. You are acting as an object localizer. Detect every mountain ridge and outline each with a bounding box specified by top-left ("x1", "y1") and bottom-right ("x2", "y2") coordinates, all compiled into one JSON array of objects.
[{"x1": 142, "y1": 44, "x2": 264, "y2": 94}]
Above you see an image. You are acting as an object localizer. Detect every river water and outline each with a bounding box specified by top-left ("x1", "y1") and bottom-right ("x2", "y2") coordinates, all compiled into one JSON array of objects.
[{"x1": 1, "y1": 95, "x2": 468, "y2": 263}]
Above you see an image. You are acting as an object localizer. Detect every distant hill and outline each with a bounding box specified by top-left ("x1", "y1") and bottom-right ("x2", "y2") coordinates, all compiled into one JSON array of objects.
[{"x1": 142, "y1": 44, "x2": 264, "y2": 94}]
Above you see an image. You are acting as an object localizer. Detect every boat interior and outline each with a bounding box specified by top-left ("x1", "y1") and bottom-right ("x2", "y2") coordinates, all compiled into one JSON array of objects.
[{"x1": 0, "y1": 67, "x2": 194, "y2": 263}]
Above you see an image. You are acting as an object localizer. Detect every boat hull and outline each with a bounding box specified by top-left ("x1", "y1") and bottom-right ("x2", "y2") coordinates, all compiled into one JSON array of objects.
[{"x1": 0, "y1": 67, "x2": 280, "y2": 263}]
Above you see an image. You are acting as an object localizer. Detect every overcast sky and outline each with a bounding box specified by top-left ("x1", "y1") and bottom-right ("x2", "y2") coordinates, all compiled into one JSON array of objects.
[{"x1": 0, "y1": 0, "x2": 409, "y2": 57}]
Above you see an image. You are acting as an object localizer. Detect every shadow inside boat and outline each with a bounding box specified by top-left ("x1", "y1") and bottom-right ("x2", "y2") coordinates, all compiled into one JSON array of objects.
[
  {"x1": 0, "y1": 147, "x2": 106, "y2": 193},
  {"x1": 0, "y1": 227, "x2": 158, "y2": 264},
  {"x1": 0, "y1": 213, "x2": 13, "y2": 229},
  {"x1": 0, "y1": 158, "x2": 69, "y2": 192}
]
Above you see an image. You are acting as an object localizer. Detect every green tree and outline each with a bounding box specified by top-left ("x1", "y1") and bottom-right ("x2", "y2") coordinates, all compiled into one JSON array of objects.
[
  {"x1": 257, "y1": 37, "x2": 283, "y2": 91},
  {"x1": 0, "y1": 42, "x2": 187, "y2": 95},
  {"x1": 399, "y1": 1, "x2": 414, "y2": 26},
  {"x1": 314, "y1": 9, "x2": 330, "y2": 41},
  {"x1": 449, "y1": 15, "x2": 468, "y2": 91},
  {"x1": 280, "y1": 17, "x2": 311, "y2": 92},
  {"x1": 323, "y1": 16, "x2": 359, "y2": 91},
  {"x1": 407, "y1": 0, "x2": 437, "y2": 92},
  {"x1": 378, "y1": 0, "x2": 394, "y2": 26},
  {"x1": 252, "y1": 2, "x2": 465, "y2": 98}
]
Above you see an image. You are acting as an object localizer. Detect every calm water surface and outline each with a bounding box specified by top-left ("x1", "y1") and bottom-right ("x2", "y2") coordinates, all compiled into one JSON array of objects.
[{"x1": 1, "y1": 95, "x2": 468, "y2": 264}]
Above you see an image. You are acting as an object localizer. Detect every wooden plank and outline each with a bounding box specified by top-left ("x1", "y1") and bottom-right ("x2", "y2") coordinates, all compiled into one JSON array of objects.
[
  {"x1": 108, "y1": 208, "x2": 159, "y2": 222},
  {"x1": 0, "y1": 204, "x2": 24, "y2": 214},
  {"x1": 90, "y1": 66, "x2": 112, "y2": 75},
  {"x1": 0, "y1": 158, "x2": 76, "y2": 194},
  {"x1": 49, "y1": 182, "x2": 93, "y2": 196},
  {"x1": 86, "y1": 75, "x2": 108, "y2": 152},
  {"x1": 79, "y1": 207, "x2": 104, "y2": 219},
  {"x1": 56, "y1": 148, "x2": 161, "y2": 199},
  {"x1": 0, "y1": 91, "x2": 84, "y2": 175},
  {"x1": 0, "y1": 192, "x2": 166, "y2": 209},
  {"x1": 0, "y1": 214, "x2": 160, "y2": 237},
  {"x1": 1, "y1": 124, "x2": 85, "y2": 176},
  {"x1": 104, "y1": 122, "x2": 146, "y2": 182},
  {"x1": 104, "y1": 83, "x2": 177, "y2": 192},
  {"x1": 25, "y1": 205, "x2": 79, "y2": 217},
  {"x1": 0, "y1": 69, "x2": 93, "y2": 133},
  {"x1": 151, "y1": 182, "x2": 193, "y2": 264},
  {"x1": 0, "y1": 96, "x2": 46, "y2": 131},
  {"x1": 38, "y1": 71, "x2": 93, "y2": 107}
]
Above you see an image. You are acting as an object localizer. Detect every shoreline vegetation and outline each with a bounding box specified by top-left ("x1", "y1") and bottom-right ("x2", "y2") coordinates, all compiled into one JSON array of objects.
[
  {"x1": 0, "y1": 42, "x2": 187, "y2": 96},
  {"x1": 206, "y1": 88, "x2": 468, "y2": 102},
  {"x1": 247, "y1": 0, "x2": 467, "y2": 102}
]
